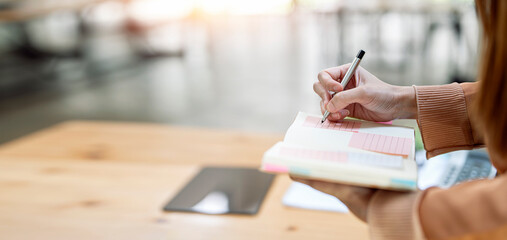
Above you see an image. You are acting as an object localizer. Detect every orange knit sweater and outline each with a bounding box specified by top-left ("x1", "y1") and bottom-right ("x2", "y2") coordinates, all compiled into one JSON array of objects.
[{"x1": 367, "y1": 82, "x2": 507, "y2": 240}]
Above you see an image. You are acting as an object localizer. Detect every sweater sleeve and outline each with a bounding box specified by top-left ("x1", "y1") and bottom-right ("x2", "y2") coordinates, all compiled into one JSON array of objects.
[
  {"x1": 367, "y1": 82, "x2": 501, "y2": 240},
  {"x1": 368, "y1": 175, "x2": 507, "y2": 240},
  {"x1": 418, "y1": 174, "x2": 507, "y2": 239},
  {"x1": 367, "y1": 190, "x2": 426, "y2": 240},
  {"x1": 414, "y1": 82, "x2": 484, "y2": 159}
]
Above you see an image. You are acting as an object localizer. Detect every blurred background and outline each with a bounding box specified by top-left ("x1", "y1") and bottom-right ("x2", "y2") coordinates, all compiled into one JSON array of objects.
[{"x1": 0, "y1": 0, "x2": 479, "y2": 143}]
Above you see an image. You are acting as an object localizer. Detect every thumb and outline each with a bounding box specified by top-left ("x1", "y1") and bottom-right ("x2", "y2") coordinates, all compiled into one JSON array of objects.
[{"x1": 326, "y1": 87, "x2": 367, "y2": 113}]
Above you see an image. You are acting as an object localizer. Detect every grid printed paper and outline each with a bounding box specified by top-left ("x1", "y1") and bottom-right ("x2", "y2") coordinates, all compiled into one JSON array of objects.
[
  {"x1": 302, "y1": 116, "x2": 361, "y2": 132},
  {"x1": 348, "y1": 132, "x2": 412, "y2": 156}
]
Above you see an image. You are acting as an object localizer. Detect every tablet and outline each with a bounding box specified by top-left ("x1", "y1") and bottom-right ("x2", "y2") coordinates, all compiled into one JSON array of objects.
[{"x1": 163, "y1": 167, "x2": 274, "y2": 215}]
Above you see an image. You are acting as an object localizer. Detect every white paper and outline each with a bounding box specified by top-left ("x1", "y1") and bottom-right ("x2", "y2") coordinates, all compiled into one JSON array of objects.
[{"x1": 282, "y1": 182, "x2": 348, "y2": 213}]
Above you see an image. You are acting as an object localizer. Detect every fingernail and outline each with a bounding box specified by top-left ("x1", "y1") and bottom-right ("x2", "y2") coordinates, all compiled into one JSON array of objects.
[
  {"x1": 339, "y1": 109, "x2": 350, "y2": 117},
  {"x1": 327, "y1": 101, "x2": 336, "y2": 112}
]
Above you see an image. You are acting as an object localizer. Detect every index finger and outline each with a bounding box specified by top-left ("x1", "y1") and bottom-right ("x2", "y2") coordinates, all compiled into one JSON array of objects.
[
  {"x1": 318, "y1": 63, "x2": 352, "y2": 92},
  {"x1": 323, "y1": 63, "x2": 352, "y2": 81}
]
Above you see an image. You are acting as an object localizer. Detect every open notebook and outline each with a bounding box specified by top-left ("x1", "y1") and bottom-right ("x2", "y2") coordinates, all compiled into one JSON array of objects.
[{"x1": 261, "y1": 112, "x2": 417, "y2": 191}]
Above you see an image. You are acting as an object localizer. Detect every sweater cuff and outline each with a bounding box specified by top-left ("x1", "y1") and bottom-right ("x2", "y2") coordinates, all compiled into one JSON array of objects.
[
  {"x1": 414, "y1": 83, "x2": 474, "y2": 158},
  {"x1": 367, "y1": 190, "x2": 425, "y2": 240}
]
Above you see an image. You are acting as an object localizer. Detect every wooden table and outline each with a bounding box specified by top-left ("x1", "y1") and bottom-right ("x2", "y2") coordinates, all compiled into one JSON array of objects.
[{"x1": 0, "y1": 121, "x2": 368, "y2": 239}]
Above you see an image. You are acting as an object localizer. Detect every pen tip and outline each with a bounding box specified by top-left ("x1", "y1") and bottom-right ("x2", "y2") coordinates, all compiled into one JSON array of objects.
[{"x1": 321, "y1": 120, "x2": 324, "y2": 123}]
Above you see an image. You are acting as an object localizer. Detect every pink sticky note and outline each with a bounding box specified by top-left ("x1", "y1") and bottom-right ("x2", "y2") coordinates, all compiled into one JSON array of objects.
[
  {"x1": 303, "y1": 116, "x2": 361, "y2": 132},
  {"x1": 349, "y1": 132, "x2": 412, "y2": 157},
  {"x1": 389, "y1": 136, "x2": 398, "y2": 153},
  {"x1": 395, "y1": 137, "x2": 405, "y2": 155},
  {"x1": 262, "y1": 163, "x2": 289, "y2": 173},
  {"x1": 364, "y1": 133, "x2": 374, "y2": 149},
  {"x1": 376, "y1": 135, "x2": 386, "y2": 152},
  {"x1": 376, "y1": 121, "x2": 393, "y2": 125},
  {"x1": 371, "y1": 134, "x2": 380, "y2": 151},
  {"x1": 303, "y1": 116, "x2": 320, "y2": 127},
  {"x1": 385, "y1": 136, "x2": 394, "y2": 153},
  {"x1": 402, "y1": 139, "x2": 413, "y2": 155}
]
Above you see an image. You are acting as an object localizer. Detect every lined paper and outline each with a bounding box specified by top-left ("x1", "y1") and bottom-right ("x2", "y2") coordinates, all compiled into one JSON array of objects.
[
  {"x1": 303, "y1": 116, "x2": 361, "y2": 132},
  {"x1": 279, "y1": 146, "x2": 402, "y2": 169},
  {"x1": 348, "y1": 132, "x2": 412, "y2": 156}
]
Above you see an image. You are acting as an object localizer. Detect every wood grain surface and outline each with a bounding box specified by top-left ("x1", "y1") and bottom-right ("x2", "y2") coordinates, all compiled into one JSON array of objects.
[{"x1": 0, "y1": 121, "x2": 368, "y2": 240}]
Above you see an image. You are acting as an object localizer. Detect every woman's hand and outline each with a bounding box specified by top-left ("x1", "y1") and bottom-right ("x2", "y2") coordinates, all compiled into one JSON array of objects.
[
  {"x1": 291, "y1": 176, "x2": 376, "y2": 222},
  {"x1": 302, "y1": 66, "x2": 417, "y2": 222},
  {"x1": 314, "y1": 64, "x2": 417, "y2": 122}
]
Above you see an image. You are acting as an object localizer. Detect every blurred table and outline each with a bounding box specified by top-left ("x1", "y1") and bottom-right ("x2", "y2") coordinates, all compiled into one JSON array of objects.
[{"x1": 0, "y1": 121, "x2": 368, "y2": 239}]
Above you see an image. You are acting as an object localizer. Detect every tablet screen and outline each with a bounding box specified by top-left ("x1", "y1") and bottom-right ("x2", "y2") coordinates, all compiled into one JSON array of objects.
[{"x1": 163, "y1": 167, "x2": 274, "y2": 215}]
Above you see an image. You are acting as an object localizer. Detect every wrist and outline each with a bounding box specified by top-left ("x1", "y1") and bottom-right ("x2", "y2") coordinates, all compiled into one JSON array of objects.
[
  {"x1": 367, "y1": 190, "x2": 424, "y2": 239},
  {"x1": 394, "y1": 86, "x2": 418, "y2": 119}
]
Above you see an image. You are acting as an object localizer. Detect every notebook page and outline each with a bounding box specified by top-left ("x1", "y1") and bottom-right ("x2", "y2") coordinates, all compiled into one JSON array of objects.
[
  {"x1": 284, "y1": 112, "x2": 415, "y2": 155},
  {"x1": 279, "y1": 146, "x2": 403, "y2": 169},
  {"x1": 284, "y1": 112, "x2": 357, "y2": 151}
]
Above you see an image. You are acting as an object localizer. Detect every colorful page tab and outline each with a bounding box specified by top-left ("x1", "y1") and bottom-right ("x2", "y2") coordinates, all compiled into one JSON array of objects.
[
  {"x1": 348, "y1": 132, "x2": 412, "y2": 157},
  {"x1": 303, "y1": 116, "x2": 361, "y2": 132},
  {"x1": 262, "y1": 163, "x2": 289, "y2": 173}
]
